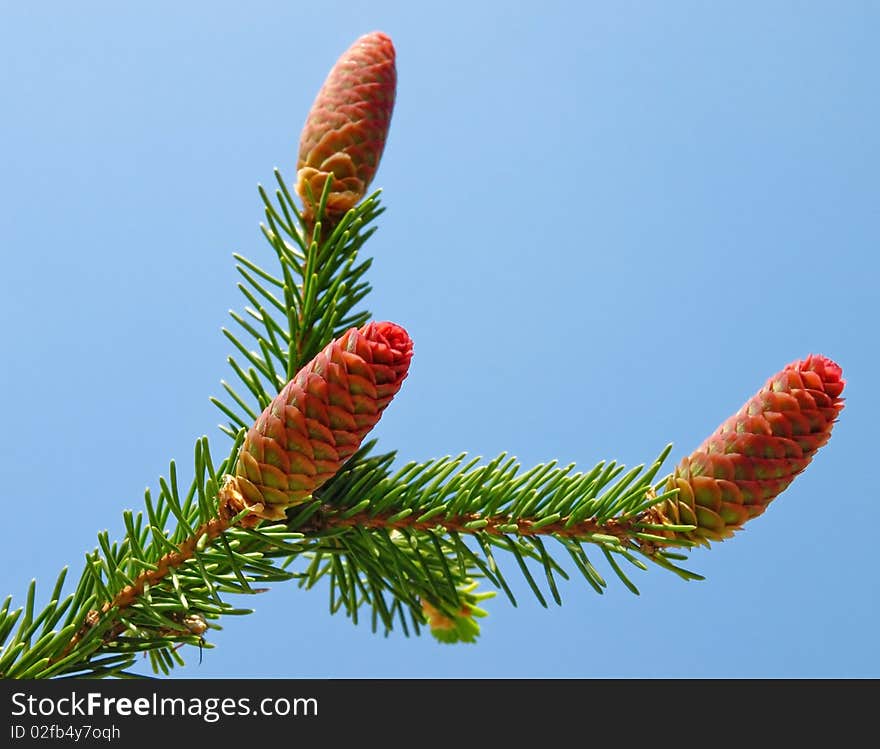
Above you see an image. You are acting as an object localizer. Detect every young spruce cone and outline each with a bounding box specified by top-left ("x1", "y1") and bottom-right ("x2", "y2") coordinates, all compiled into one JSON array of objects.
[
  {"x1": 656, "y1": 355, "x2": 844, "y2": 545},
  {"x1": 220, "y1": 321, "x2": 413, "y2": 522},
  {"x1": 296, "y1": 31, "x2": 396, "y2": 224}
]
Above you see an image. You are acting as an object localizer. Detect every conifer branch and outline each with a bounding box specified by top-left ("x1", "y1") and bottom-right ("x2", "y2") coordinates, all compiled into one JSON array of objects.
[{"x1": 0, "y1": 30, "x2": 845, "y2": 679}]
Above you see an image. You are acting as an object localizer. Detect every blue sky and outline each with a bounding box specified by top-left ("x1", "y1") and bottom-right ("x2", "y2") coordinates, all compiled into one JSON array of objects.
[{"x1": 1, "y1": 2, "x2": 876, "y2": 678}]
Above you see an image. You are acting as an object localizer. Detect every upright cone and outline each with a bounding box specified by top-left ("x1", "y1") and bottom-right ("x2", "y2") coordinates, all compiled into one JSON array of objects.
[
  {"x1": 221, "y1": 321, "x2": 413, "y2": 522},
  {"x1": 296, "y1": 31, "x2": 396, "y2": 224},
  {"x1": 657, "y1": 355, "x2": 844, "y2": 545}
]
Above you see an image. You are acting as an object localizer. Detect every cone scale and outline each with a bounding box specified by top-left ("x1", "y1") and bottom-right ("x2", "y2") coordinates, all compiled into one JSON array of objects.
[
  {"x1": 296, "y1": 31, "x2": 396, "y2": 224},
  {"x1": 220, "y1": 321, "x2": 413, "y2": 522},
  {"x1": 657, "y1": 355, "x2": 844, "y2": 544}
]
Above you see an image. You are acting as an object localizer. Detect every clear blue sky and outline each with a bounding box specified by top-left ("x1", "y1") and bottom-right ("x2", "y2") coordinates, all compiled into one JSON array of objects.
[{"x1": 1, "y1": 2, "x2": 876, "y2": 678}]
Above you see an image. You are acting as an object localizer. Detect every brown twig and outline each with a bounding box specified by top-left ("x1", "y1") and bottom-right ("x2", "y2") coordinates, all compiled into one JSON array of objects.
[
  {"x1": 308, "y1": 505, "x2": 673, "y2": 549},
  {"x1": 50, "y1": 514, "x2": 234, "y2": 668},
  {"x1": 50, "y1": 477, "x2": 272, "y2": 670}
]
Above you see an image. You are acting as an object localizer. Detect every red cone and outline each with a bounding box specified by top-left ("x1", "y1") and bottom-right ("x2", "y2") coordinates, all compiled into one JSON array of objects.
[
  {"x1": 296, "y1": 32, "x2": 396, "y2": 223},
  {"x1": 658, "y1": 355, "x2": 844, "y2": 544},
  {"x1": 222, "y1": 321, "x2": 412, "y2": 521}
]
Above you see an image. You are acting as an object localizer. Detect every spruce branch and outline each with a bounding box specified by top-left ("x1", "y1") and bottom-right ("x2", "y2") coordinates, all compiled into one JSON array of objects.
[
  {"x1": 0, "y1": 174, "x2": 844, "y2": 674},
  {"x1": 0, "y1": 29, "x2": 846, "y2": 679}
]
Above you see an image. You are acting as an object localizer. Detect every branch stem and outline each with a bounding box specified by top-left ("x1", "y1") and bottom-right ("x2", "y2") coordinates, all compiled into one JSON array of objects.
[
  {"x1": 51, "y1": 514, "x2": 234, "y2": 669},
  {"x1": 309, "y1": 505, "x2": 672, "y2": 549}
]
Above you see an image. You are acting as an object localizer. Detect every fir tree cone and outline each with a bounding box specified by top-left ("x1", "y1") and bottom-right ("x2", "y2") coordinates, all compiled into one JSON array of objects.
[
  {"x1": 220, "y1": 321, "x2": 413, "y2": 522},
  {"x1": 296, "y1": 31, "x2": 396, "y2": 224},
  {"x1": 655, "y1": 355, "x2": 844, "y2": 545}
]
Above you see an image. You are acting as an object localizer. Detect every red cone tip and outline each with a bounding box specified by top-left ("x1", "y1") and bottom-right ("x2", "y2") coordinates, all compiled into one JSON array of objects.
[
  {"x1": 363, "y1": 320, "x2": 413, "y2": 357},
  {"x1": 783, "y1": 354, "x2": 845, "y2": 398}
]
